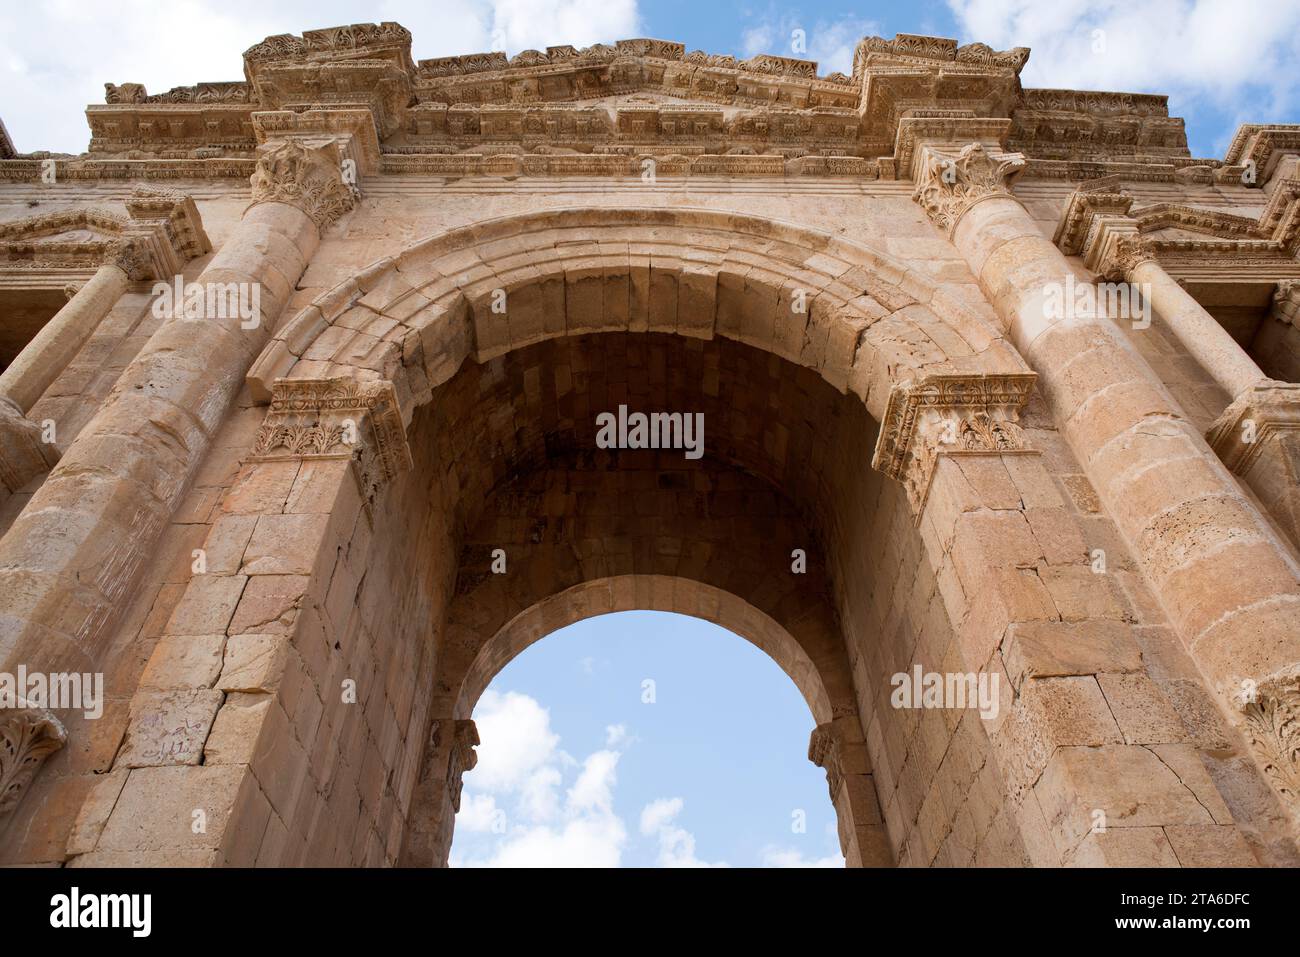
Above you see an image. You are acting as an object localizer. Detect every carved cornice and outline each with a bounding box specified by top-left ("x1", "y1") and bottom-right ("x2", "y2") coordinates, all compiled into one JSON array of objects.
[
  {"x1": 1237, "y1": 665, "x2": 1300, "y2": 816},
  {"x1": 871, "y1": 372, "x2": 1038, "y2": 515},
  {"x1": 912, "y1": 142, "x2": 1026, "y2": 235},
  {"x1": 1224, "y1": 124, "x2": 1300, "y2": 183},
  {"x1": 251, "y1": 376, "x2": 413, "y2": 496},
  {"x1": 0, "y1": 184, "x2": 209, "y2": 280},
  {"x1": 248, "y1": 139, "x2": 357, "y2": 230},
  {"x1": 0, "y1": 115, "x2": 14, "y2": 160},
  {"x1": 45, "y1": 24, "x2": 1217, "y2": 180},
  {"x1": 0, "y1": 706, "x2": 67, "y2": 817},
  {"x1": 0, "y1": 397, "x2": 61, "y2": 493},
  {"x1": 1206, "y1": 379, "x2": 1300, "y2": 475}
]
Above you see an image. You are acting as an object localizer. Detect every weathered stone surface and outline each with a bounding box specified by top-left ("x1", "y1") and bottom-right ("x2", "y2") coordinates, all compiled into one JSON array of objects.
[{"x1": 0, "y1": 20, "x2": 1295, "y2": 873}]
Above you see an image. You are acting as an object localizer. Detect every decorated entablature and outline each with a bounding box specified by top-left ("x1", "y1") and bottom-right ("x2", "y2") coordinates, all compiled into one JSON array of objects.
[{"x1": 0, "y1": 21, "x2": 1239, "y2": 184}]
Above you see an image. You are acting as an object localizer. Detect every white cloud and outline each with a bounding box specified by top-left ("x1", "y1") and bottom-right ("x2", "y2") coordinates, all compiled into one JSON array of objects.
[
  {"x1": 740, "y1": 12, "x2": 881, "y2": 76},
  {"x1": 760, "y1": 845, "x2": 845, "y2": 868},
  {"x1": 604, "y1": 723, "x2": 632, "y2": 748},
  {"x1": 638, "y1": 797, "x2": 729, "y2": 867},
  {"x1": 946, "y1": 0, "x2": 1300, "y2": 153},
  {"x1": 468, "y1": 689, "x2": 564, "y2": 794},
  {"x1": 0, "y1": 0, "x2": 641, "y2": 154},
  {"x1": 452, "y1": 690, "x2": 629, "y2": 867}
]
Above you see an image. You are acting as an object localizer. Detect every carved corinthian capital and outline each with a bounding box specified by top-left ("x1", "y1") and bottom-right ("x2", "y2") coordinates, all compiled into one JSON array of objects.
[
  {"x1": 446, "y1": 719, "x2": 479, "y2": 814},
  {"x1": 808, "y1": 723, "x2": 844, "y2": 801},
  {"x1": 1, "y1": 706, "x2": 68, "y2": 817},
  {"x1": 251, "y1": 376, "x2": 413, "y2": 498},
  {"x1": 248, "y1": 139, "x2": 357, "y2": 230},
  {"x1": 872, "y1": 373, "x2": 1038, "y2": 515},
  {"x1": 912, "y1": 142, "x2": 1027, "y2": 235},
  {"x1": 1238, "y1": 666, "x2": 1300, "y2": 818}
]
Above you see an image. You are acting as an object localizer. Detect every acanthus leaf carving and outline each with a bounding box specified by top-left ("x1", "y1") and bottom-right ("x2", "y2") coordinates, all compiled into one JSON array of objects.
[
  {"x1": 872, "y1": 373, "x2": 1038, "y2": 516},
  {"x1": 0, "y1": 706, "x2": 68, "y2": 817},
  {"x1": 251, "y1": 376, "x2": 413, "y2": 497},
  {"x1": 248, "y1": 139, "x2": 358, "y2": 231},
  {"x1": 912, "y1": 142, "x2": 1026, "y2": 235},
  {"x1": 1238, "y1": 666, "x2": 1300, "y2": 816}
]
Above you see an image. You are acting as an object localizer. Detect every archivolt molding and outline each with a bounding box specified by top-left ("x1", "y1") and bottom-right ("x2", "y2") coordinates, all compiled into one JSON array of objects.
[
  {"x1": 0, "y1": 705, "x2": 67, "y2": 818},
  {"x1": 452, "y1": 576, "x2": 841, "y2": 725},
  {"x1": 871, "y1": 372, "x2": 1038, "y2": 515},
  {"x1": 251, "y1": 376, "x2": 413, "y2": 498},
  {"x1": 247, "y1": 206, "x2": 1027, "y2": 428}
]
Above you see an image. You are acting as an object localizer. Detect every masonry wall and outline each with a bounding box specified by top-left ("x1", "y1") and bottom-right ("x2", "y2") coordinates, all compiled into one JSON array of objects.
[{"x1": 2, "y1": 173, "x2": 1297, "y2": 866}]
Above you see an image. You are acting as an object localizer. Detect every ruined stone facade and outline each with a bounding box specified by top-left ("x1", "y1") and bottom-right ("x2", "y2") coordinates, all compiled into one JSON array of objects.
[{"x1": 1, "y1": 23, "x2": 1299, "y2": 868}]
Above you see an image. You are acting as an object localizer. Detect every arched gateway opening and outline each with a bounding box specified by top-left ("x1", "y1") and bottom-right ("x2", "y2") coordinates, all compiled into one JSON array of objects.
[
  {"x1": 42, "y1": 205, "x2": 1087, "y2": 868},
  {"x1": 221, "y1": 207, "x2": 1043, "y2": 869},
  {"x1": 450, "y1": 609, "x2": 846, "y2": 868}
]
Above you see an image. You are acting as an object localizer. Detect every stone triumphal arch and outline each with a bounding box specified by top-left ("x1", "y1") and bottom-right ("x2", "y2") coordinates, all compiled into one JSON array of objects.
[{"x1": 2, "y1": 23, "x2": 1299, "y2": 867}]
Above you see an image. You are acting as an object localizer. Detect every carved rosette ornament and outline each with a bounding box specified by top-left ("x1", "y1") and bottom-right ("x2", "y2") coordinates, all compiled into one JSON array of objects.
[
  {"x1": 248, "y1": 140, "x2": 358, "y2": 231},
  {"x1": 912, "y1": 143, "x2": 1027, "y2": 236},
  {"x1": 1238, "y1": 667, "x2": 1300, "y2": 817},
  {"x1": 0, "y1": 706, "x2": 68, "y2": 817},
  {"x1": 251, "y1": 377, "x2": 413, "y2": 497},
  {"x1": 872, "y1": 373, "x2": 1038, "y2": 516}
]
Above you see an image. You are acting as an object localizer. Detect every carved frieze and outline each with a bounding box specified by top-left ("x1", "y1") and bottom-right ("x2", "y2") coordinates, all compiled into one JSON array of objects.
[
  {"x1": 872, "y1": 373, "x2": 1038, "y2": 515},
  {"x1": 251, "y1": 377, "x2": 413, "y2": 496}
]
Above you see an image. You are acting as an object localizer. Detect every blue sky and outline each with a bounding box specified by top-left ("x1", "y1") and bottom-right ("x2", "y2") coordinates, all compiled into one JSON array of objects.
[
  {"x1": 3, "y1": 1, "x2": 1300, "y2": 157},
  {"x1": 450, "y1": 611, "x2": 843, "y2": 867}
]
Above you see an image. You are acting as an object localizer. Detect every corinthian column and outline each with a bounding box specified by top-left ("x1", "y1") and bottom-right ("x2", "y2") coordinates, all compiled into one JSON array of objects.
[
  {"x1": 0, "y1": 245, "x2": 141, "y2": 496},
  {"x1": 0, "y1": 139, "x2": 355, "y2": 682},
  {"x1": 1106, "y1": 239, "x2": 1266, "y2": 400},
  {"x1": 911, "y1": 141, "x2": 1300, "y2": 823},
  {"x1": 0, "y1": 249, "x2": 136, "y2": 416}
]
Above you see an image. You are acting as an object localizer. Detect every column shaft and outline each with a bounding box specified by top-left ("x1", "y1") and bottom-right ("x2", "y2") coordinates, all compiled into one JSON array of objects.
[
  {"x1": 951, "y1": 192, "x2": 1300, "y2": 701},
  {"x1": 0, "y1": 262, "x2": 128, "y2": 414},
  {"x1": 0, "y1": 200, "x2": 319, "y2": 673},
  {"x1": 1129, "y1": 258, "x2": 1266, "y2": 399}
]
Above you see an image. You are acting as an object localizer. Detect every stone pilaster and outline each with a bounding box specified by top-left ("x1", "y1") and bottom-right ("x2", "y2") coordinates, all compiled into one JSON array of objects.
[
  {"x1": 809, "y1": 720, "x2": 891, "y2": 866},
  {"x1": 0, "y1": 138, "x2": 353, "y2": 848}
]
